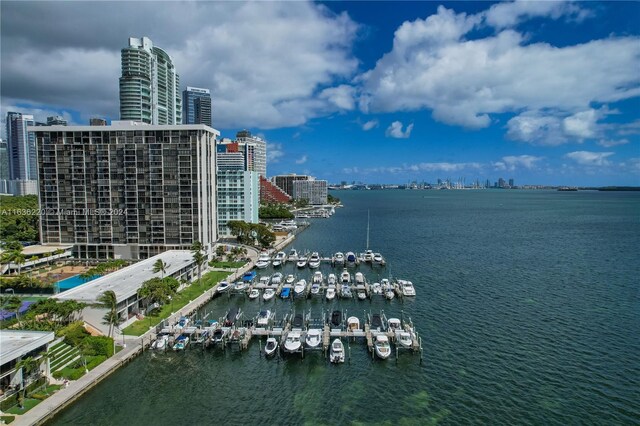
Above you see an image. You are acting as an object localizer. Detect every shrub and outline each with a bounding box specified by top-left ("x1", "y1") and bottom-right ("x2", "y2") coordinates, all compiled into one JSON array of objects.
[
  {"x1": 57, "y1": 322, "x2": 89, "y2": 346},
  {"x1": 82, "y1": 336, "x2": 114, "y2": 357}
]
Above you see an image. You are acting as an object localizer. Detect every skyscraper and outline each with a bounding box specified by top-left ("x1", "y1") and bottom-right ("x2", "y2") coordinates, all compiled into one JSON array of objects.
[
  {"x1": 235, "y1": 130, "x2": 266, "y2": 177},
  {"x1": 183, "y1": 87, "x2": 212, "y2": 126},
  {"x1": 5, "y1": 112, "x2": 36, "y2": 181},
  {"x1": 46, "y1": 116, "x2": 67, "y2": 126},
  {"x1": 119, "y1": 37, "x2": 181, "y2": 125}
]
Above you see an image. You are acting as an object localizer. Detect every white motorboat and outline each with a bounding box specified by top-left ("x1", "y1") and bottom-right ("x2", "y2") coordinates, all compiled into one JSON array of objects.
[
  {"x1": 234, "y1": 282, "x2": 248, "y2": 292},
  {"x1": 374, "y1": 335, "x2": 391, "y2": 359},
  {"x1": 330, "y1": 338, "x2": 345, "y2": 363},
  {"x1": 280, "y1": 220, "x2": 298, "y2": 230},
  {"x1": 271, "y1": 258, "x2": 282, "y2": 268},
  {"x1": 347, "y1": 316, "x2": 360, "y2": 332},
  {"x1": 340, "y1": 284, "x2": 353, "y2": 298},
  {"x1": 340, "y1": 269, "x2": 351, "y2": 283},
  {"x1": 288, "y1": 248, "x2": 299, "y2": 261},
  {"x1": 217, "y1": 281, "x2": 231, "y2": 293},
  {"x1": 310, "y1": 283, "x2": 321, "y2": 296},
  {"x1": 296, "y1": 255, "x2": 308, "y2": 268},
  {"x1": 271, "y1": 272, "x2": 283, "y2": 285},
  {"x1": 356, "y1": 288, "x2": 367, "y2": 300},
  {"x1": 373, "y1": 253, "x2": 384, "y2": 264},
  {"x1": 258, "y1": 252, "x2": 271, "y2": 262},
  {"x1": 327, "y1": 273, "x2": 337, "y2": 285},
  {"x1": 175, "y1": 316, "x2": 189, "y2": 331},
  {"x1": 256, "y1": 309, "x2": 272, "y2": 327},
  {"x1": 397, "y1": 331, "x2": 413, "y2": 349},
  {"x1": 346, "y1": 251, "x2": 357, "y2": 265},
  {"x1": 173, "y1": 335, "x2": 189, "y2": 351},
  {"x1": 382, "y1": 279, "x2": 394, "y2": 300},
  {"x1": 285, "y1": 274, "x2": 296, "y2": 285},
  {"x1": 284, "y1": 331, "x2": 302, "y2": 353},
  {"x1": 399, "y1": 280, "x2": 416, "y2": 297},
  {"x1": 152, "y1": 334, "x2": 169, "y2": 350},
  {"x1": 294, "y1": 279, "x2": 307, "y2": 297},
  {"x1": 371, "y1": 282, "x2": 383, "y2": 295},
  {"x1": 385, "y1": 289, "x2": 395, "y2": 300},
  {"x1": 326, "y1": 286, "x2": 336, "y2": 300},
  {"x1": 263, "y1": 288, "x2": 276, "y2": 301},
  {"x1": 333, "y1": 252, "x2": 345, "y2": 265},
  {"x1": 256, "y1": 259, "x2": 270, "y2": 269},
  {"x1": 363, "y1": 250, "x2": 374, "y2": 263},
  {"x1": 305, "y1": 329, "x2": 322, "y2": 349},
  {"x1": 259, "y1": 276, "x2": 271, "y2": 287},
  {"x1": 387, "y1": 318, "x2": 401, "y2": 333},
  {"x1": 264, "y1": 337, "x2": 278, "y2": 357},
  {"x1": 274, "y1": 251, "x2": 287, "y2": 264},
  {"x1": 248, "y1": 288, "x2": 260, "y2": 299},
  {"x1": 312, "y1": 271, "x2": 323, "y2": 284},
  {"x1": 211, "y1": 327, "x2": 228, "y2": 344},
  {"x1": 308, "y1": 252, "x2": 321, "y2": 269},
  {"x1": 355, "y1": 272, "x2": 365, "y2": 285}
]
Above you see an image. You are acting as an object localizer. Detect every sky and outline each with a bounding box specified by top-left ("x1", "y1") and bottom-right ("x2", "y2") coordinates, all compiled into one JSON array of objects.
[{"x1": 1, "y1": 0, "x2": 639, "y2": 186}]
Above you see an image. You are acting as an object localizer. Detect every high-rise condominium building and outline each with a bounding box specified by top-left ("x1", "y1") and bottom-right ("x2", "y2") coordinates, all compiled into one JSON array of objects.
[
  {"x1": 292, "y1": 179, "x2": 328, "y2": 205},
  {"x1": 89, "y1": 117, "x2": 107, "y2": 126},
  {"x1": 120, "y1": 37, "x2": 181, "y2": 125},
  {"x1": 5, "y1": 112, "x2": 37, "y2": 182},
  {"x1": 272, "y1": 174, "x2": 311, "y2": 197},
  {"x1": 32, "y1": 123, "x2": 219, "y2": 260},
  {"x1": 46, "y1": 116, "x2": 67, "y2": 126},
  {"x1": 235, "y1": 130, "x2": 266, "y2": 177},
  {"x1": 183, "y1": 87, "x2": 212, "y2": 127}
]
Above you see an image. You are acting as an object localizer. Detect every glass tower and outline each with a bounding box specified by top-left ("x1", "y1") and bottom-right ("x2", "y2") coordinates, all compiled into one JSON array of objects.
[{"x1": 182, "y1": 87, "x2": 212, "y2": 126}]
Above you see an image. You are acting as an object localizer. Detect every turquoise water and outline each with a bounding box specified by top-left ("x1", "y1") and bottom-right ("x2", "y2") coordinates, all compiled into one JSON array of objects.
[
  {"x1": 56, "y1": 274, "x2": 100, "y2": 291},
  {"x1": 49, "y1": 190, "x2": 640, "y2": 425}
]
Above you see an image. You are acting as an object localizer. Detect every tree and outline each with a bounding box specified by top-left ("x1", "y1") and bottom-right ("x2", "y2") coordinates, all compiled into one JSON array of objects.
[
  {"x1": 97, "y1": 290, "x2": 120, "y2": 338},
  {"x1": 215, "y1": 245, "x2": 226, "y2": 261},
  {"x1": 13, "y1": 253, "x2": 26, "y2": 275},
  {"x1": 15, "y1": 355, "x2": 46, "y2": 402},
  {"x1": 152, "y1": 259, "x2": 167, "y2": 279},
  {"x1": 137, "y1": 277, "x2": 176, "y2": 307},
  {"x1": 191, "y1": 241, "x2": 203, "y2": 254},
  {"x1": 1, "y1": 295, "x2": 22, "y2": 323},
  {"x1": 193, "y1": 251, "x2": 206, "y2": 286}
]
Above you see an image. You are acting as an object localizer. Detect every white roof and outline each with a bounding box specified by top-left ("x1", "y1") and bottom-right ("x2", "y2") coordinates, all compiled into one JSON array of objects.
[
  {"x1": 29, "y1": 123, "x2": 220, "y2": 136},
  {"x1": 54, "y1": 250, "x2": 196, "y2": 304},
  {"x1": 0, "y1": 330, "x2": 55, "y2": 363}
]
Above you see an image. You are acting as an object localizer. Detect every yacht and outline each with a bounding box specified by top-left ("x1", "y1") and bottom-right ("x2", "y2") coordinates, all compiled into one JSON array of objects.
[
  {"x1": 288, "y1": 248, "x2": 299, "y2": 261},
  {"x1": 280, "y1": 220, "x2": 298, "y2": 230},
  {"x1": 340, "y1": 269, "x2": 351, "y2": 284},
  {"x1": 285, "y1": 274, "x2": 296, "y2": 285},
  {"x1": 274, "y1": 251, "x2": 287, "y2": 264},
  {"x1": 355, "y1": 272, "x2": 365, "y2": 285},
  {"x1": 271, "y1": 272, "x2": 283, "y2": 285},
  {"x1": 264, "y1": 337, "x2": 278, "y2": 357},
  {"x1": 374, "y1": 335, "x2": 391, "y2": 359},
  {"x1": 296, "y1": 254, "x2": 308, "y2": 268},
  {"x1": 399, "y1": 280, "x2": 416, "y2": 297},
  {"x1": 263, "y1": 288, "x2": 276, "y2": 301},
  {"x1": 248, "y1": 288, "x2": 260, "y2": 299},
  {"x1": 256, "y1": 252, "x2": 271, "y2": 269},
  {"x1": 327, "y1": 273, "x2": 337, "y2": 286},
  {"x1": 333, "y1": 252, "x2": 345, "y2": 265},
  {"x1": 363, "y1": 250, "x2": 374, "y2": 263},
  {"x1": 387, "y1": 318, "x2": 401, "y2": 333},
  {"x1": 308, "y1": 252, "x2": 321, "y2": 269},
  {"x1": 347, "y1": 316, "x2": 360, "y2": 332},
  {"x1": 325, "y1": 285, "x2": 336, "y2": 300},
  {"x1": 346, "y1": 251, "x2": 357, "y2": 266},
  {"x1": 256, "y1": 310, "x2": 272, "y2": 327},
  {"x1": 217, "y1": 281, "x2": 231, "y2": 293},
  {"x1": 284, "y1": 331, "x2": 302, "y2": 353},
  {"x1": 305, "y1": 329, "x2": 322, "y2": 349},
  {"x1": 330, "y1": 338, "x2": 345, "y2": 363},
  {"x1": 294, "y1": 279, "x2": 307, "y2": 297},
  {"x1": 397, "y1": 331, "x2": 413, "y2": 349}
]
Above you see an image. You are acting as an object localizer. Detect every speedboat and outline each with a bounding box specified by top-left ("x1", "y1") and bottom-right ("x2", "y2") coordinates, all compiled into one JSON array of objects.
[
  {"x1": 374, "y1": 335, "x2": 391, "y2": 359},
  {"x1": 397, "y1": 331, "x2": 413, "y2": 349},
  {"x1": 363, "y1": 250, "x2": 374, "y2": 263},
  {"x1": 275, "y1": 251, "x2": 287, "y2": 264},
  {"x1": 152, "y1": 334, "x2": 169, "y2": 350},
  {"x1": 294, "y1": 279, "x2": 307, "y2": 297},
  {"x1": 272, "y1": 258, "x2": 282, "y2": 268},
  {"x1": 176, "y1": 316, "x2": 189, "y2": 331},
  {"x1": 327, "y1": 273, "x2": 337, "y2": 286},
  {"x1": 217, "y1": 281, "x2": 231, "y2": 293},
  {"x1": 330, "y1": 310, "x2": 342, "y2": 328},
  {"x1": 310, "y1": 283, "x2": 320, "y2": 296},
  {"x1": 346, "y1": 251, "x2": 357, "y2": 266},
  {"x1": 370, "y1": 313, "x2": 384, "y2": 332},
  {"x1": 340, "y1": 269, "x2": 351, "y2": 284},
  {"x1": 382, "y1": 279, "x2": 394, "y2": 300},
  {"x1": 280, "y1": 287, "x2": 291, "y2": 299},
  {"x1": 355, "y1": 272, "x2": 365, "y2": 285},
  {"x1": 371, "y1": 282, "x2": 383, "y2": 295},
  {"x1": 256, "y1": 259, "x2": 270, "y2": 269},
  {"x1": 305, "y1": 329, "x2": 322, "y2": 348},
  {"x1": 356, "y1": 288, "x2": 367, "y2": 300},
  {"x1": 330, "y1": 338, "x2": 345, "y2": 363},
  {"x1": 340, "y1": 284, "x2": 352, "y2": 298},
  {"x1": 399, "y1": 280, "x2": 416, "y2": 297},
  {"x1": 288, "y1": 248, "x2": 299, "y2": 261},
  {"x1": 271, "y1": 272, "x2": 283, "y2": 285},
  {"x1": 312, "y1": 271, "x2": 323, "y2": 284},
  {"x1": 242, "y1": 271, "x2": 257, "y2": 283},
  {"x1": 326, "y1": 286, "x2": 336, "y2": 300},
  {"x1": 234, "y1": 281, "x2": 248, "y2": 292},
  {"x1": 387, "y1": 318, "x2": 401, "y2": 333},
  {"x1": 223, "y1": 307, "x2": 241, "y2": 326},
  {"x1": 333, "y1": 252, "x2": 345, "y2": 265},
  {"x1": 296, "y1": 255, "x2": 308, "y2": 268},
  {"x1": 173, "y1": 335, "x2": 189, "y2": 351},
  {"x1": 258, "y1": 252, "x2": 271, "y2": 262},
  {"x1": 284, "y1": 331, "x2": 302, "y2": 353},
  {"x1": 259, "y1": 276, "x2": 270, "y2": 287},
  {"x1": 264, "y1": 337, "x2": 278, "y2": 357},
  {"x1": 308, "y1": 252, "x2": 321, "y2": 269},
  {"x1": 256, "y1": 310, "x2": 272, "y2": 327},
  {"x1": 285, "y1": 274, "x2": 295, "y2": 285},
  {"x1": 373, "y1": 253, "x2": 384, "y2": 264},
  {"x1": 347, "y1": 316, "x2": 360, "y2": 332},
  {"x1": 248, "y1": 288, "x2": 260, "y2": 299},
  {"x1": 263, "y1": 288, "x2": 276, "y2": 301},
  {"x1": 212, "y1": 327, "x2": 228, "y2": 344}
]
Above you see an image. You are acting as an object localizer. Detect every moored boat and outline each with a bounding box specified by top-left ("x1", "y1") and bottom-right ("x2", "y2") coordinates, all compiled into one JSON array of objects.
[
  {"x1": 340, "y1": 269, "x2": 351, "y2": 283},
  {"x1": 357, "y1": 287, "x2": 367, "y2": 300},
  {"x1": 285, "y1": 274, "x2": 296, "y2": 285},
  {"x1": 397, "y1": 331, "x2": 413, "y2": 349},
  {"x1": 248, "y1": 288, "x2": 260, "y2": 299},
  {"x1": 399, "y1": 280, "x2": 416, "y2": 297},
  {"x1": 152, "y1": 334, "x2": 169, "y2": 350},
  {"x1": 330, "y1": 310, "x2": 342, "y2": 328},
  {"x1": 330, "y1": 338, "x2": 345, "y2": 363},
  {"x1": 305, "y1": 329, "x2": 322, "y2": 348},
  {"x1": 264, "y1": 337, "x2": 278, "y2": 357},
  {"x1": 333, "y1": 252, "x2": 345, "y2": 265},
  {"x1": 347, "y1": 316, "x2": 360, "y2": 332},
  {"x1": 371, "y1": 282, "x2": 383, "y2": 295},
  {"x1": 263, "y1": 288, "x2": 276, "y2": 301},
  {"x1": 374, "y1": 335, "x2": 391, "y2": 359},
  {"x1": 223, "y1": 307, "x2": 241, "y2": 326},
  {"x1": 387, "y1": 318, "x2": 401, "y2": 333},
  {"x1": 294, "y1": 279, "x2": 307, "y2": 297},
  {"x1": 256, "y1": 309, "x2": 272, "y2": 327},
  {"x1": 326, "y1": 286, "x2": 336, "y2": 300},
  {"x1": 173, "y1": 334, "x2": 189, "y2": 351},
  {"x1": 363, "y1": 250, "x2": 374, "y2": 263},
  {"x1": 280, "y1": 287, "x2": 291, "y2": 299},
  {"x1": 312, "y1": 271, "x2": 323, "y2": 284},
  {"x1": 346, "y1": 251, "x2": 357, "y2": 266},
  {"x1": 355, "y1": 272, "x2": 365, "y2": 285},
  {"x1": 271, "y1": 272, "x2": 283, "y2": 285},
  {"x1": 284, "y1": 331, "x2": 302, "y2": 353},
  {"x1": 310, "y1": 282, "x2": 320, "y2": 296},
  {"x1": 308, "y1": 252, "x2": 321, "y2": 269},
  {"x1": 217, "y1": 281, "x2": 231, "y2": 293},
  {"x1": 327, "y1": 273, "x2": 337, "y2": 286},
  {"x1": 288, "y1": 248, "x2": 299, "y2": 261},
  {"x1": 341, "y1": 284, "x2": 353, "y2": 298},
  {"x1": 296, "y1": 255, "x2": 308, "y2": 268}
]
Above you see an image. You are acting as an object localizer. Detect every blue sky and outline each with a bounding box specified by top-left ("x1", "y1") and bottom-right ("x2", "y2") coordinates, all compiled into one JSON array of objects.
[{"x1": 2, "y1": 1, "x2": 639, "y2": 186}]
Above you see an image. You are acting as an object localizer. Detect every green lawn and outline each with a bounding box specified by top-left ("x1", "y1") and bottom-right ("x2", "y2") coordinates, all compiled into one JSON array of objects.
[
  {"x1": 0, "y1": 415, "x2": 15, "y2": 424},
  {"x1": 5, "y1": 398, "x2": 41, "y2": 415},
  {"x1": 123, "y1": 271, "x2": 230, "y2": 336},
  {"x1": 209, "y1": 261, "x2": 246, "y2": 269}
]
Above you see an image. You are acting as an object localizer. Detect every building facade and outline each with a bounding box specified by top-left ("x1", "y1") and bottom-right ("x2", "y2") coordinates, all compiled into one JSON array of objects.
[
  {"x1": 119, "y1": 37, "x2": 181, "y2": 125},
  {"x1": 272, "y1": 174, "x2": 311, "y2": 197},
  {"x1": 235, "y1": 130, "x2": 266, "y2": 177},
  {"x1": 292, "y1": 179, "x2": 328, "y2": 205},
  {"x1": 6, "y1": 112, "x2": 37, "y2": 181},
  {"x1": 46, "y1": 116, "x2": 67, "y2": 126},
  {"x1": 32, "y1": 124, "x2": 219, "y2": 260},
  {"x1": 89, "y1": 117, "x2": 107, "y2": 126},
  {"x1": 183, "y1": 87, "x2": 212, "y2": 127},
  {"x1": 216, "y1": 170, "x2": 259, "y2": 236}
]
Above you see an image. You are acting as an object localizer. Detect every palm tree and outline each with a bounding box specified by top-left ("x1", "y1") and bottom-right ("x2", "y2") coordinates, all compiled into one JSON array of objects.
[
  {"x1": 14, "y1": 252, "x2": 26, "y2": 275},
  {"x1": 191, "y1": 241, "x2": 203, "y2": 254},
  {"x1": 97, "y1": 290, "x2": 120, "y2": 338},
  {"x1": 15, "y1": 356, "x2": 44, "y2": 401},
  {"x1": 193, "y1": 251, "x2": 206, "y2": 286},
  {"x1": 152, "y1": 259, "x2": 167, "y2": 279}
]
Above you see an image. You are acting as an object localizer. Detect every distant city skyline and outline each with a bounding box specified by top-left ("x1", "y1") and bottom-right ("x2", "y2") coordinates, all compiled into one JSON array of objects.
[{"x1": 1, "y1": 1, "x2": 639, "y2": 186}]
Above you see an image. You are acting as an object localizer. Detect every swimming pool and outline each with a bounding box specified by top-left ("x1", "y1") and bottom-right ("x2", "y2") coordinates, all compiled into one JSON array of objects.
[{"x1": 56, "y1": 274, "x2": 100, "y2": 291}]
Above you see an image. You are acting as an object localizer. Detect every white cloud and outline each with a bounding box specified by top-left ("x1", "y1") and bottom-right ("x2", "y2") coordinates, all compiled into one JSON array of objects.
[
  {"x1": 564, "y1": 151, "x2": 614, "y2": 166},
  {"x1": 359, "y1": 5, "x2": 640, "y2": 130},
  {"x1": 495, "y1": 155, "x2": 544, "y2": 171},
  {"x1": 597, "y1": 138, "x2": 629, "y2": 147},
  {"x1": 506, "y1": 112, "x2": 566, "y2": 145},
  {"x1": 562, "y1": 109, "x2": 599, "y2": 139},
  {"x1": 484, "y1": 0, "x2": 590, "y2": 29},
  {"x1": 386, "y1": 121, "x2": 414, "y2": 138},
  {"x1": 267, "y1": 143, "x2": 285, "y2": 163},
  {"x1": 319, "y1": 85, "x2": 356, "y2": 111},
  {"x1": 362, "y1": 119, "x2": 379, "y2": 131},
  {"x1": 295, "y1": 155, "x2": 308, "y2": 165}
]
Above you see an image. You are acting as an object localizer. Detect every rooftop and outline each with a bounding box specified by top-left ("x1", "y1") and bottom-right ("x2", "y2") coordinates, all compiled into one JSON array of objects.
[
  {"x1": 0, "y1": 330, "x2": 55, "y2": 363},
  {"x1": 54, "y1": 250, "x2": 196, "y2": 304},
  {"x1": 28, "y1": 123, "x2": 220, "y2": 135}
]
